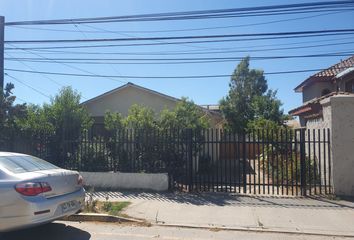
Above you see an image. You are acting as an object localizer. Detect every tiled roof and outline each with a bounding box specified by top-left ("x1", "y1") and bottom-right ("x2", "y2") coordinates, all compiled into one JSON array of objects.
[
  {"x1": 294, "y1": 55, "x2": 354, "y2": 92},
  {"x1": 289, "y1": 91, "x2": 354, "y2": 116}
]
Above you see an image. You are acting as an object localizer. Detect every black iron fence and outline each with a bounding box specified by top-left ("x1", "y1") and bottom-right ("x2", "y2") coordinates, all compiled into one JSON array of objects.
[
  {"x1": 185, "y1": 128, "x2": 332, "y2": 196},
  {"x1": 0, "y1": 127, "x2": 332, "y2": 196}
]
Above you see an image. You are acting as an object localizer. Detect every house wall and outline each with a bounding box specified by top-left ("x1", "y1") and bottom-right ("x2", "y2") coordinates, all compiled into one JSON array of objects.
[
  {"x1": 304, "y1": 102, "x2": 331, "y2": 191},
  {"x1": 326, "y1": 95, "x2": 354, "y2": 196},
  {"x1": 306, "y1": 95, "x2": 354, "y2": 196},
  {"x1": 302, "y1": 82, "x2": 335, "y2": 102},
  {"x1": 305, "y1": 101, "x2": 332, "y2": 129},
  {"x1": 84, "y1": 86, "x2": 177, "y2": 117},
  {"x1": 83, "y1": 85, "x2": 223, "y2": 128}
]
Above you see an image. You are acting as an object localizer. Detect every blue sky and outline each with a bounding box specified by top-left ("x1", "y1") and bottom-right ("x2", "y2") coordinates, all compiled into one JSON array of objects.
[{"x1": 1, "y1": 0, "x2": 353, "y2": 113}]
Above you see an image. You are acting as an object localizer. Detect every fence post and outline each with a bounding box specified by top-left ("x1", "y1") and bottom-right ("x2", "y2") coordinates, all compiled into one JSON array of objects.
[
  {"x1": 300, "y1": 128, "x2": 307, "y2": 196},
  {"x1": 186, "y1": 128, "x2": 193, "y2": 192},
  {"x1": 243, "y1": 131, "x2": 247, "y2": 193}
]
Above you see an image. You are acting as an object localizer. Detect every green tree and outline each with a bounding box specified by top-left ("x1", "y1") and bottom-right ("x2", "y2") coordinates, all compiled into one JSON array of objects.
[
  {"x1": 220, "y1": 56, "x2": 284, "y2": 132},
  {"x1": 159, "y1": 98, "x2": 210, "y2": 174},
  {"x1": 102, "y1": 99, "x2": 211, "y2": 173},
  {"x1": 124, "y1": 104, "x2": 157, "y2": 129},
  {"x1": 16, "y1": 104, "x2": 54, "y2": 134},
  {"x1": 0, "y1": 83, "x2": 27, "y2": 148},
  {"x1": 46, "y1": 86, "x2": 92, "y2": 135},
  {"x1": 251, "y1": 90, "x2": 283, "y2": 122},
  {"x1": 20, "y1": 87, "x2": 92, "y2": 167},
  {"x1": 159, "y1": 97, "x2": 209, "y2": 130},
  {"x1": 104, "y1": 111, "x2": 124, "y2": 131}
]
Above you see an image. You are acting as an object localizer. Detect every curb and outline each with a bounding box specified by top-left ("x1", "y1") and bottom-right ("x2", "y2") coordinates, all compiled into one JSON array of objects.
[
  {"x1": 63, "y1": 214, "x2": 354, "y2": 238},
  {"x1": 155, "y1": 223, "x2": 354, "y2": 238},
  {"x1": 62, "y1": 213, "x2": 145, "y2": 224}
]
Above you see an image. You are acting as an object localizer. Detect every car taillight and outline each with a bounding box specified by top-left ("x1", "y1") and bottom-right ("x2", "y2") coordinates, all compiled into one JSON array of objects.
[
  {"x1": 77, "y1": 175, "x2": 83, "y2": 186},
  {"x1": 15, "y1": 182, "x2": 52, "y2": 196}
]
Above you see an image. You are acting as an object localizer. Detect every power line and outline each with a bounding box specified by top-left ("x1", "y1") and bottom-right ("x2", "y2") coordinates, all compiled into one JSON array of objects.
[
  {"x1": 81, "y1": 23, "x2": 211, "y2": 51},
  {"x1": 3, "y1": 67, "x2": 349, "y2": 79},
  {"x1": 14, "y1": 96, "x2": 27, "y2": 103},
  {"x1": 5, "y1": 52, "x2": 354, "y2": 64},
  {"x1": 4, "y1": 33, "x2": 354, "y2": 49},
  {"x1": 5, "y1": 29, "x2": 354, "y2": 44},
  {"x1": 5, "y1": 73, "x2": 51, "y2": 99},
  {"x1": 6, "y1": 43, "x2": 128, "y2": 84},
  {"x1": 6, "y1": 41, "x2": 353, "y2": 56},
  {"x1": 5, "y1": 36, "x2": 353, "y2": 51},
  {"x1": 75, "y1": 22, "x2": 128, "y2": 87},
  {"x1": 4, "y1": 1, "x2": 354, "y2": 25},
  {"x1": 6, "y1": 10, "x2": 351, "y2": 34},
  {"x1": 5, "y1": 52, "x2": 64, "y2": 87}
]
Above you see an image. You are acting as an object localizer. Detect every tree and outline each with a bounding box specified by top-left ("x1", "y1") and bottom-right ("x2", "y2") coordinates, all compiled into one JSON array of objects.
[
  {"x1": 16, "y1": 104, "x2": 54, "y2": 134},
  {"x1": 159, "y1": 97, "x2": 209, "y2": 130},
  {"x1": 220, "y1": 56, "x2": 284, "y2": 132},
  {"x1": 46, "y1": 86, "x2": 92, "y2": 135},
  {"x1": 102, "y1": 99, "x2": 210, "y2": 173},
  {"x1": 0, "y1": 83, "x2": 27, "y2": 148},
  {"x1": 124, "y1": 104, "x2": 157, "y2": 129},
  {"x1": 18, "y1": 87, "x2": 92, "y2": 167},
  {"x1": 159, "y1": 98, "x2": 210, "y2": 174},
  {"x1": 251, "y1": 90, "x2": 284, "y2": 123},
  {"x1": 104, "y1": 111, "x2": 124, "y2": 131}
]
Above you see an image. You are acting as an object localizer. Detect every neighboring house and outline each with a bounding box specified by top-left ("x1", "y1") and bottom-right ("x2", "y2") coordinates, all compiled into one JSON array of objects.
[
  {"x1": 81, "y1": 82, "x2": 224, "y2": 128},
  {"x1": 289, "y1": 55, "x2": 354, "y2": 127},
  {"x1": 289, "y1": 56, "x2": 354, "y2": 196}
]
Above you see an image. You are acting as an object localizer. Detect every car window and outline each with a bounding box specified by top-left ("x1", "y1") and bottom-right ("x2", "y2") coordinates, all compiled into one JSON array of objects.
[{"x1": 0, "y1": 155, "x2": 59, "y2": 174}]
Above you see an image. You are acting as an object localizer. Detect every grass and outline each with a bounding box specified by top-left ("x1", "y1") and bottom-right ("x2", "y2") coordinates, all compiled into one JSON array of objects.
[
  {"x1": 83, "y1": 196, "x2": 131, "y2": 216},
  {"x1": 102, "y1": 201, "x2": 131, "y2": 216}
]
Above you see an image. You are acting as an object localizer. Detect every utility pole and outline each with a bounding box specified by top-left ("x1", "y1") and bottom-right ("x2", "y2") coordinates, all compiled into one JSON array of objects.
[{"x1": 0, "y1": 16, "x2": 4, "y2": 90}]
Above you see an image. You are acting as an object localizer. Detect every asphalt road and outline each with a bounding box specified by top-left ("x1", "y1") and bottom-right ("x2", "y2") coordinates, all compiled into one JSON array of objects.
[{"x1": 0, "y1": 221, "x2": 352, "y2": 240}]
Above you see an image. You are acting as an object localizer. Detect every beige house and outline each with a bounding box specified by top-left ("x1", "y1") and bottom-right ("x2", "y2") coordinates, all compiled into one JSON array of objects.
[
  {"x1": 289, "y1": 55, "x2": 354, "y2": 127},
  {"x1": 81, "y1": 82, "x2": 224, "y2": 128},
  {"x1": 289, "y1": 55, "x2": 354, "y2": 197}
]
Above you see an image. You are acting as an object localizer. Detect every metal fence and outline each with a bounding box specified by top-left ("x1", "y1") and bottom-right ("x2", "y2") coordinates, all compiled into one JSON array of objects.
[
  {"x1": 0, "y1": 127, "x2": 332, "y2": 196},
  {"x1": 184, "y1": 128, "x2": 332, "y2": 196}
]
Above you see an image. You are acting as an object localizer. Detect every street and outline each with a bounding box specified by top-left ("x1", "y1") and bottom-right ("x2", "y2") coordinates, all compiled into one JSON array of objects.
[{"x1": 1, "y1": 221, "x2": 352, "y2": 240}]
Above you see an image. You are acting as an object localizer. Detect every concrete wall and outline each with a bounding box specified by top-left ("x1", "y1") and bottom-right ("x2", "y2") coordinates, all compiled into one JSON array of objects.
[
  {"x1": 84, "y1": 85, "x2": 177, "y2": 117},
  {"x1": 80, "y1": 171, "x2": 169, "y2": 191},
  {"x1": 302, "y1": 82, "x2": 334, "y2": 102},
  {"x1": 326, "y1": 96, "x2": 354, "y2": 196},
  {"x1": 305, "y1": 100, "x2": 331, "y2": 129},
  {"x1": 304, "y1": 95, "x2": 354, "y2": 196}
]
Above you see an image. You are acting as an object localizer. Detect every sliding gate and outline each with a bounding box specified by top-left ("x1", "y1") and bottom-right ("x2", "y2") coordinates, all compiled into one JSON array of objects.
[{"x1": 175, "y1": 128, "x2": 332, "y2": 196}]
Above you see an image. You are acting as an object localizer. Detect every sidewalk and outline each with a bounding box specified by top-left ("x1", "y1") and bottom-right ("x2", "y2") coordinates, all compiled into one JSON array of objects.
[{"x1": 91, "y1": 191, "x2": 354, "y2": 237}]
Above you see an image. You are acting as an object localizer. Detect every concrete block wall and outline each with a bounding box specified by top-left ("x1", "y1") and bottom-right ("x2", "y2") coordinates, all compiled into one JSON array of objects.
[
  {"x1": 80, "y1": 172, "x2": 169, "y2": 192},
  {"x1": 327, "y1": 96, "x2": 354, "y2": 196}
]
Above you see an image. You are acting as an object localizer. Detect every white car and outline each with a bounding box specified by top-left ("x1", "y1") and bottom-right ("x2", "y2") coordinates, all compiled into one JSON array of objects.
[{"x1": 0, "y1": 152, "x2": 85, "y2": 232}]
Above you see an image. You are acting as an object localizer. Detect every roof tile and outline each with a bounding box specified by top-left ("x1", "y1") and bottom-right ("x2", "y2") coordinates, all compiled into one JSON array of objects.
[{"x1": 294, "y1": 55, "x2": 354, "y2": 92}]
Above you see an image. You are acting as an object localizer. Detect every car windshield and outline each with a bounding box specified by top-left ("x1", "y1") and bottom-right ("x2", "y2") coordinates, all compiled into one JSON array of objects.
[{"x1": 0, "y1": 155, "x2": 59, "y2": 174}]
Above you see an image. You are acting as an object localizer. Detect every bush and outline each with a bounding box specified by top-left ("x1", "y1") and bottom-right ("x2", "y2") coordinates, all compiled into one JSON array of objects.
[{"x1": 260, "y1": 146, "x2": 319, "y2": 185}]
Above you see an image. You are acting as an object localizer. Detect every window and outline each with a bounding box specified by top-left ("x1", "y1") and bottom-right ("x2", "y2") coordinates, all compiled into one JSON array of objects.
[
  {"x1": 321, "y1": 89, "x2": 331, "y2": 96},
  {"x1": 345, "y1": 79, "x2": 354, "y2": 93},
  {"x1": 0, "y1": 155, "x2": 59, "y2": 174}
]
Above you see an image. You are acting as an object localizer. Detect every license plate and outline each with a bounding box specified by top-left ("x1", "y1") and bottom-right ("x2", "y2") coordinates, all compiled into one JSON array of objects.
[{"x1": 61, "y1": 200, "x2": 77, "y2": 213}]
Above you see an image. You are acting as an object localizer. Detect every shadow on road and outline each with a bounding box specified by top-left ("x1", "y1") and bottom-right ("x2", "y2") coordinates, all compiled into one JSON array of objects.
[{"x1": 0, "y1": 222, "x2": 91, "y2": 240}]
